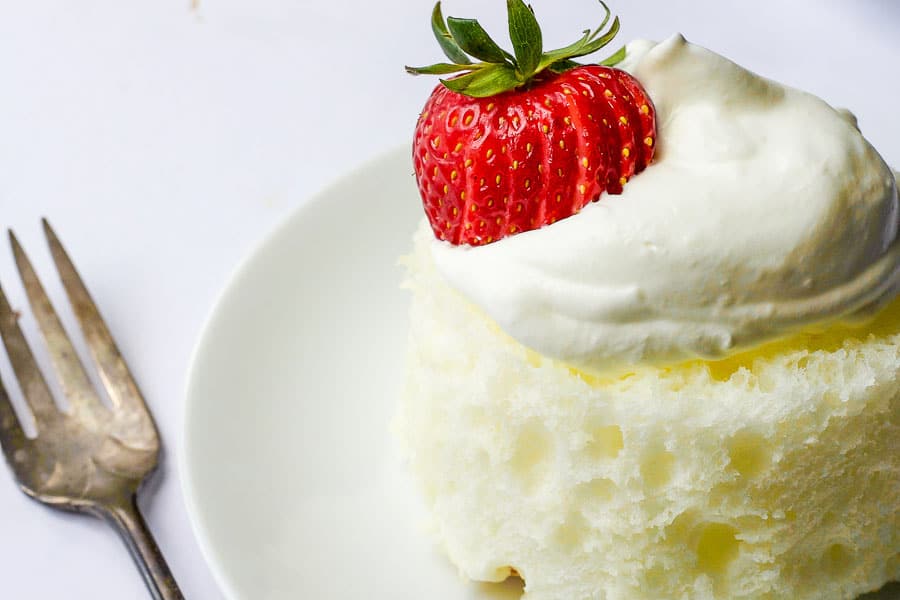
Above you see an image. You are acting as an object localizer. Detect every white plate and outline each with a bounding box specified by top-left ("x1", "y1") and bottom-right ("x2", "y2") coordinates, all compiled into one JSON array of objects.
[{"x1": 181, "y1": 147, "x2": 525, "y2": 600}]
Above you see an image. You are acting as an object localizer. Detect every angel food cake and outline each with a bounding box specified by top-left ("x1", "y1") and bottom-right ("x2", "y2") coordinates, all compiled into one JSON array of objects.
[{"x1": 396, "y1": 3, "x2": 900, "y2": 599}]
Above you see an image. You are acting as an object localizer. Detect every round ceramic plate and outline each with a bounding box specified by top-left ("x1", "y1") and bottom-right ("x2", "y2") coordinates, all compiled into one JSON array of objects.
[{"x1": 181, "y1": 147, "x2": 525, "y2": 600}]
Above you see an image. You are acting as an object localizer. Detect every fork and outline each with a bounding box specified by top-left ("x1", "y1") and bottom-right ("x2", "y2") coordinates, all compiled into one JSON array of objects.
[{"x1": 0, "y1": 220, "x2": 183, "y2": 600}]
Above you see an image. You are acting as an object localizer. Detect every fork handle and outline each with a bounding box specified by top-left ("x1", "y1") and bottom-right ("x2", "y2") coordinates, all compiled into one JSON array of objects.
[{"x1": 100, "y1": 494, "x2": 185, "y2": 600}]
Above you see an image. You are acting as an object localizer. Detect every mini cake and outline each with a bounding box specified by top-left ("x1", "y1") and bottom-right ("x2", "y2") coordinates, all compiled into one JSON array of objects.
[{"x1": 396, "y1": 3, "x2": 900, "y2": 599}]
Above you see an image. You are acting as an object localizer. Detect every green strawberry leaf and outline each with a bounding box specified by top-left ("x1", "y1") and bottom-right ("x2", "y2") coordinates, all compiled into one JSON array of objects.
[
  {"x1": 534, "y1": 3, "x2": 618, "y2": 73},
  {"x1": 599, "y1": 44, "x2": 627, "y2": 66},
  {"x1": 406, "y1": 62, "x2": 488, "y2": 76},
  {"x1": 594, "y1": 0, "x2": 613, "y2": 32},
  {"x1": 446, "y1": 17, "x2": 512, "y2": 64},
  {"x1": 547, "y1": 59, "x2": 582, "y2": 74},
  {"x1": 561, "y1": 17, "x2": 620, "y2": 60},
  {"x1": 507, "y1": 0, "x2": 543, "y2": 77},
  {"x1": 431, "y1": 2, "x2": 471, "y2": 65},
  {"x1": 536, "y1": 29, "x2": 592, "y2": 71},
  {"x1": 441, "y1": 63, "x2": 521, "y2": 97}
]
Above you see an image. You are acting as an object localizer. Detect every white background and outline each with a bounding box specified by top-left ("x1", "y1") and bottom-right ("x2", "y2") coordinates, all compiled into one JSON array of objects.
[{"x1": 0, "y1": 0, "x2": 898, "y2": 598}]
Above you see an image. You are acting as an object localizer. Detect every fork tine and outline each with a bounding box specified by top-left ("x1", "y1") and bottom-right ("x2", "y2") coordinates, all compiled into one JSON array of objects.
[
  {"x1": 0, "y1": 278, "x2": 58, "y2": 429},
  {"x1": 0, "y1": 374, "x2": 28, "y2": 458},
  {"x1": 9, "y1": 231, "x2": 107, "y2": 422},
  {"x1": 42, "y1": 219, "x2": 149, "y2": 416}
]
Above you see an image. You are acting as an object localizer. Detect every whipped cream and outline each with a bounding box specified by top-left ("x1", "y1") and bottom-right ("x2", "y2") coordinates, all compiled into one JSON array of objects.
[{"x1": 429, "y1": 34, "x2": 900, "y2": 372}]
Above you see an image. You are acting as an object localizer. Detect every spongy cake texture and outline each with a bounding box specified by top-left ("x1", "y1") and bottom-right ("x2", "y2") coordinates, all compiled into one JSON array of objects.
[{"x1": 395, "y1": 224, "x2": 900, "y2": 600}]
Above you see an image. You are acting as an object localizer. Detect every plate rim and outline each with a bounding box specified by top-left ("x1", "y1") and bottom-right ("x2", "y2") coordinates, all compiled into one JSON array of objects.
[{"x1": 178, "y1": 144, "x2": 410, "y2": 600}]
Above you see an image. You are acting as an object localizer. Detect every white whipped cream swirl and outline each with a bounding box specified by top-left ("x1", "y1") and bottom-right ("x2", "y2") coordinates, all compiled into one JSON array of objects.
[{"x1": 429, "y1": 34, "x2": 900, "y2": 372}]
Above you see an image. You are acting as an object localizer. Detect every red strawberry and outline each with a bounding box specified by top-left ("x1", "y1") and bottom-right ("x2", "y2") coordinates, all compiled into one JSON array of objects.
[{"x1": 408, "y1": 1, "x2": 657, "y2": 246}]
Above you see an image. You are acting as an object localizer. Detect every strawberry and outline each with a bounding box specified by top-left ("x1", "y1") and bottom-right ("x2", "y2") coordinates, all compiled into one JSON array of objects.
[{"x1": 408, "y1": 1, "x2": 657, "y2": 246}]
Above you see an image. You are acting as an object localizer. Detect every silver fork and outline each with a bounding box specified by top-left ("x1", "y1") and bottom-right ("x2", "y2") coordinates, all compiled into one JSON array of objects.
[{"x1": 0, "y1": 220, "x2": 183, "y2": 600}]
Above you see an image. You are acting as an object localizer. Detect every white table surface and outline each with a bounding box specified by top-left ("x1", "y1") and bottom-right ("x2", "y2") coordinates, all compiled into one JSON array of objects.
[{"x1": 0, "y1": 1, "x2": 897, "y2": 598}]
